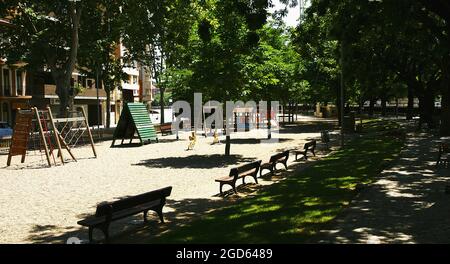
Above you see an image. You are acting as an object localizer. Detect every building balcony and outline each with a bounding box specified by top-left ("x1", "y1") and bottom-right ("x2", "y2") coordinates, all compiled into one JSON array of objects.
[
  {"x1": 122, "y1": 83, "x2": 139, "y2": 91},
  {"x1": 44, "y1": 84, "x2": 107, "y2": 99}
]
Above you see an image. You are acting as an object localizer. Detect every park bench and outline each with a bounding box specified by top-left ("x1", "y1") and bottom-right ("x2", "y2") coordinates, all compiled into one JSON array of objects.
[
  {"x1": 321, "y1": 131, "x2": 330, "y2": 148},
  {"x1": 259, "y1": 151, "x2": 289, "y2": 176},
  {"x1": 155, "y1": 123, "x2": 172, "y2": 135},
  {"x1": 77, "y1": 186, "x2": 172, "y2": 243},
  {"x1": 436, "y1": 143, "x2": 449, "y2": 168},
  {"x1": 215, "y1": 160, "x2": 262, "y2": 195},
  {"x1": 293, "y1": 140, "x2": 316, "y2": 161}
]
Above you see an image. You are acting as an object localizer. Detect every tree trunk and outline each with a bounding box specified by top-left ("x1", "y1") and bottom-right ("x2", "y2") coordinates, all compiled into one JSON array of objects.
[
  {"x1": 55, "y1": 75, "x2": 70, "y2": 117},
  {"x1": 225, "y1": 135, "x2": 230, "y2": 156},
  {"x1": 160, "y1": 87, "x2": 165, "y2": 124},
  {"x1": 52, "y1": 3, "x2": 81, "y2": 117},
  {"x1": 369, "y1": 98, "x2": 375, "y2": 117},
  {"x1": 267, "y1": 100, "x2": 272, "y2": 139},
  {"x1": 336, "y1": 85, "x2": 342, "y2": 126},
  {"x1": 106, "y1": 87, "x2": 111, "y2": 128},
  {"x1": 441, "y1": 88, "x2": 450, "y2": 136},
  {"x1": 418, "y1": 90, "x2": 435, "y2": 129},
  {"x1": 407, "y1": 83, "x2": 414, "y2": 120},
  {"x1": 395, "y1": 98, "x2": 399, "y2": 119},
  {"x1": 358, "y1": 99, "x2": 364, "y2": 115},
  {"x1": 441, "y1": 55, "x2": 450, "y2": 136},
  {"x1": 381, "y1": 97, "x2": 387, "y2": 117}
]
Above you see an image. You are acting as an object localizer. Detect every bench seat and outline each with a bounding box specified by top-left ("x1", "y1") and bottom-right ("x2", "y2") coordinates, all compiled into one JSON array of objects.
[
  {"x1": 77, "y1": 186, "x2": 172, "y2": 243},
  {"x1": 294, "y1": 140, "x2": 316, "y2": 161},
  {"x1": 215, "y1": 169, "x2": 256, "y2": 183},
  {"x1": 260, "y1": 151, "x2": 289, "y2": 176},
  {"x1": 216, "y1": 161, "x2": 261, "y2": 195},
  {"x1": 78, "y1": 200, "x2": 161, "y2": 227}
]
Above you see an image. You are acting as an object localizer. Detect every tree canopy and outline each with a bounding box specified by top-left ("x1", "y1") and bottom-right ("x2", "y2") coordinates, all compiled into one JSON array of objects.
[{"x1": 1, "y1": 0, "x2": 449, "y2": 135}]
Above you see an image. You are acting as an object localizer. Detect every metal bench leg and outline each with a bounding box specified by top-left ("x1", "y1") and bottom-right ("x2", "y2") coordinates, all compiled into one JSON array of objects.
[
  {"x1": 219, "y1": 183, "x2": 224, "y2": 196},
  {"x1": 143, "y1": 210, "x2": 149, "y2": 223},
  {"x1": 156, "y1": 206, "x2": 165, "y2": 223},
  {"x1": 100, "y1": 223, "x2": 110, "y2": 242},
  {"x1": 232, "y1": 181, "x2": 237, "y2": 194},
  {"x1": 88, "y1": 227, "x2": 94, "y2": 243},
  {"x1": 253, "y1": 175, "x2": 258, "y2": 184},
  {"x1": 283, "y1": 161, "x2": 288, "y2": 170}
]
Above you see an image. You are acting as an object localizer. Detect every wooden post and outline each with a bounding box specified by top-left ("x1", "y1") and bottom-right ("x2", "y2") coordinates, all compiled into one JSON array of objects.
[
  {"x1": 34, "y1": 108, "x2": 52, "y2": 167},
  {"x1": 80, "y1": 107, "x2": 98, "y2": 158},
  {"x1": 47, "y1": 107, "x2": 65, "y2": 165},
  {"x1": 58, "y1": 133, "x2": 77, "y2": 162}
]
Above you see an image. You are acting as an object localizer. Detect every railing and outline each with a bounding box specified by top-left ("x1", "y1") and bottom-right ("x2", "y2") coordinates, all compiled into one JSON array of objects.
[{"x1": 44, "y1": 84, "x2": 107, "y2": 98}]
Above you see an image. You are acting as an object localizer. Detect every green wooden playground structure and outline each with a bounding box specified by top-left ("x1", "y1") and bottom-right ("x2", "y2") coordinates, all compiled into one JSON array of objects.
[{"x1": 111, "y1": 103, "x2": 158, "y2": 147}]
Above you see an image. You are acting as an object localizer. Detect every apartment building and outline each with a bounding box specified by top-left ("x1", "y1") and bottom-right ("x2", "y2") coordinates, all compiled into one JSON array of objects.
[
  {"x1": 1, "y1": 17, "x2": 154, "y2": 128},
  {"x1": 0, "y1": 18, "x2": 32, "y2": 126},
  {"x1": 111, "y1": 42, "x2": 153, "y2": 127}
]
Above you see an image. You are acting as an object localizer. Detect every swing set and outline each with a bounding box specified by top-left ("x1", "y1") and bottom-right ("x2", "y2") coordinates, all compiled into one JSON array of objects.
[{"x1": 7, "y1": 107, "x2": 97, "y2": 167}]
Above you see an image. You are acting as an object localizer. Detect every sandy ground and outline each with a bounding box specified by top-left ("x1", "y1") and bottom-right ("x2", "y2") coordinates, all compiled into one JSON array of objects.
[{"x1": 0, "y1": 116, "x2": 337, "y2": 244}]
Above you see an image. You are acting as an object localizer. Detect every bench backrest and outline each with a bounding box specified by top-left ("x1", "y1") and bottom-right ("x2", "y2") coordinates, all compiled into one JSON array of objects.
[
  {"x1": 160, "y1": 123, "x2": 172, "y2": 131},
  {"x1": 230, "y1": 160, "x2": 262, "y2": 178},
  {"x1": 95, "y1": 186, "x2": 172, "y2": 217},
  {"x1": 269, "y1": 151, "x2": 289, "y2": 163},
  {"x1": 304, "y1": 140, "x2": 316, "y2": 150}
]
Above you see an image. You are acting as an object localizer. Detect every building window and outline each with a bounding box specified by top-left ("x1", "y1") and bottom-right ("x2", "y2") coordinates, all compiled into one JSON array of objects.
[
  {"x1": 87, "y1": 79, "x2": 94, "y2": 89},
  {"x1": 132, "y1": 75, "x2": 138, "y2": 85},
  {"x1": 2, "y1": 69, "x2": 11, "y2": 96},
  {"x1": 16, "y1": 70, "x2": 24, "y2": 96},
  {"x1": 78, "y1": 75, "x2": 86, "y2": 88},
  {"x1": 2, "y1": 102, "x2": 9, "y2": 123}
]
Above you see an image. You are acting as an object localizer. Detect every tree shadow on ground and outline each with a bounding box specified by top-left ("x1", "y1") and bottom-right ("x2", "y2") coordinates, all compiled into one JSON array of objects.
[
  {"x1": 110, "y1": 142, "x2": 146, "y2": 148},
  {"x1": 24, "y1": 155, "x2": 316, "y2": 244},
  {"x1": 229, "y1": 138, "x2": 293, "y2": 145},
  {"x1": 279, "y1": 120, "x2": 338, "y2": 134},
  {"x1": 314, "y1": 130, "x2": 450, "y2": 244},
  {"x1": 133, "y1": 154, "x2": 257, "y2": 169}
]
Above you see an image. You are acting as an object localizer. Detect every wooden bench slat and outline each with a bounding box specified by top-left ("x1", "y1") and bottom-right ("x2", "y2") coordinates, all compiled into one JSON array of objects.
[
  {"x1": 78, "y1": 200, "x2": 161, "y2": 227},
  {"x1": 260, "y1": 151, "x2": 289, "y2": 177},
  {"x1": 215, "y1": 160, "x2": 262, "y2": 195},
  {"x1": 77, "y1": 186, "x2": 172, "y2": 242}
]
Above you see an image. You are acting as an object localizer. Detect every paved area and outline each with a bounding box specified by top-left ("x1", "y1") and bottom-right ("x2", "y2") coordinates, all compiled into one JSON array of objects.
[{"x1": 317, "y1": 124, "x2": 450, "y2": 243}]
